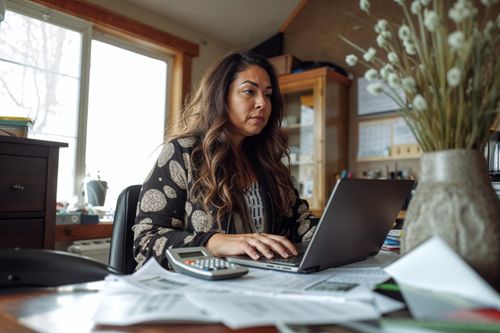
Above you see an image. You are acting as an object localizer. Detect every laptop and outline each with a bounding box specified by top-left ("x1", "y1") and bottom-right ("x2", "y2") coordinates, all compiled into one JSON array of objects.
[{"x1": 226, "y1": 178, "x2": 414, "y2": 273}]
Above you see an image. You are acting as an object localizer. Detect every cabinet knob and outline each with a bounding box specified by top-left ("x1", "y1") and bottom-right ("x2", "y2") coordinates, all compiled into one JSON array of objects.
[{"x1": 12, "y1": 184, "x2": 25, "y2": 191}]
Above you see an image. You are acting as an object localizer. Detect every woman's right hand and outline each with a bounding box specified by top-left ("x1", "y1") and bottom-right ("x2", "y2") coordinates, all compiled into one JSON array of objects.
[{"x1": 206, "y1": 233, "x2": 298, "y2": 260}]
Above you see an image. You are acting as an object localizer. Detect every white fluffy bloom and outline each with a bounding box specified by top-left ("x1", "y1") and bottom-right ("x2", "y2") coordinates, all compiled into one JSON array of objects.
[
  {"x1": 449, "y1": 1, "x2": 475, "y2": 23},
  {"x1": 411, "y1": 1, "x2": 422, "y2": 14},
  {"x1": 399, "y1": 25, "x2": 411, "y2": 40},
  {"x1": 401, "y1": 76, "x2": 417, "y2": 93},
  {"x1": 447, "y1": 67, "x2": 462, "y2": 87},
  {"x1": 480, "y1": 0, "x2": 498, "y2": 6},
  {"x1": 388, "y1": 73, "x2": 401, "y2": 89},
  {"x1": 413, "y1": 94, "x2": 428, "y2": 111},
  {"x1": 367, "y1": 82, "x2": 385, "y2": 95},
  {"x1": 380, "y1": 63, "x2": 394, "y2": 79},
  {"x1": 448, "y1": 31, "x2": 465, "y2": 50},
  {"x1": 420, "y1": 0, "x2": 431, "y2": 6},
  {"x1": 345, "y1": 54, "x2": 358, "y2": 66},
  {"x1": 363, "y1": 47, "x2": 377, "y2": 62},
  {"x1": 364, "y1": 68, "x2": 378, "y2": 81},
  {"x1": 404, "y1": 40, "x2": 417, "y2": 55},
  {"x1": 424, "y1": 9, "x2": 438, "y2": 31},
  {"x1": 360, "y1": 0, "x2": 370, "y2": 13},
  {"x1": 388, "y1": 52, "x2": 399, "y2": 64},
  {"x1": 484, "y1": 21, "x2": 495, "y2": 37},
  {"x1": 377, "y1": 34, "x2": 388, "y2": 47},
  {"x1": 375, "y1": 19, "x2": 389, "y2": 33}
]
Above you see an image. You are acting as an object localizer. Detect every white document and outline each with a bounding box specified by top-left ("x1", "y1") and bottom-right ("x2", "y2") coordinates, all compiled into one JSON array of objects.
[
  {"x1": 186, "y1": 294, "x2": 379, "y2": 329},
  {"x1": 93, "y1": 292, "x2": 218, "y2": 326},
  {"x1": 358, "y1": 121, "x2": 392, "y2": 159},
  {"x1": 392, "y1": 118, "x2": 417, "y2": 145},
  {"x1": 373, "y1": 293, "x2": 405, "y2": 314},
  {"x1": 385, "y1": 236, "x2": 500, "y2": 309},
  {"x1": 319, "y1": 267, "x2": 390, "y2": 289}
]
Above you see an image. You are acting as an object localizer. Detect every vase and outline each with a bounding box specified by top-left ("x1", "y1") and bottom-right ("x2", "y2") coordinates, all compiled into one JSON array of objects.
[{"x1": 401, "y1": 149, "x2": 500, "y2": 289}]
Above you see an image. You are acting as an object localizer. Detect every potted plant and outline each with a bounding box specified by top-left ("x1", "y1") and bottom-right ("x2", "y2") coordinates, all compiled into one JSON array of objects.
[{"x1": 342, "y1": 0, "x2": 499, "y2": 288}]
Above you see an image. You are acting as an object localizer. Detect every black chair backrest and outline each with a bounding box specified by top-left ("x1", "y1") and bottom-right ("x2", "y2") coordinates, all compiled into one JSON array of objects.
[
  {"x1": 0, "y1": 248, "x2": 118, "y2": 289},
  {"x1": 109, "y1": 184, "x2": 141, "y2": 274}
]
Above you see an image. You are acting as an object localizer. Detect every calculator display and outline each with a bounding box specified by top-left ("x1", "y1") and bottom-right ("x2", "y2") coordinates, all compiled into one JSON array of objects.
[{"x1": 177, "y1": 251, "x2": 205, "y2": 259}]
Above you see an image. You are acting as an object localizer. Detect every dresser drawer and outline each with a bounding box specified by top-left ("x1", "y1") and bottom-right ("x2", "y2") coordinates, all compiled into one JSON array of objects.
[
  {"x1": 0, "y1": 218, "x2": 44, "y2": 248},
  {"x1": 0, "y1": 155, "x2": 47, "y2": 212}
]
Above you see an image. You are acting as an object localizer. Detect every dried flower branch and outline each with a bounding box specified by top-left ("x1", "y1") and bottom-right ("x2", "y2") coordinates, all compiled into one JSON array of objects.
[{"x1": 342, "y1": 0, "x2": 500, "y2": 151}]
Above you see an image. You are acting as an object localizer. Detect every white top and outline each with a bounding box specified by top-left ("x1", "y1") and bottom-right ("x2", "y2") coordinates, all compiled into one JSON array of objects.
[{"x1": 243, "y1": 182, "x2": 265, "y2": 233}]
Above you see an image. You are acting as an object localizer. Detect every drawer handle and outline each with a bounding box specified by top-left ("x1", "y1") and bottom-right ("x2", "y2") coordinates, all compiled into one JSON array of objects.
[{"x1": 12, "y1": 184, "x2": 25, "y2": 191}]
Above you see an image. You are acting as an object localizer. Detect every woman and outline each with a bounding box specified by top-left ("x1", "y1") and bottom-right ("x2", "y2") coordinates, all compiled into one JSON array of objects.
[{"x1": 133, "y1": 50, "x2": 317, "y2": 269}]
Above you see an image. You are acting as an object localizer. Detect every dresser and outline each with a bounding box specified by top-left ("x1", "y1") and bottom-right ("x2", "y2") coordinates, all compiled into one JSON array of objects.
[{"x1": 0, "y1": 136, "x2": 67, "y2": 249}]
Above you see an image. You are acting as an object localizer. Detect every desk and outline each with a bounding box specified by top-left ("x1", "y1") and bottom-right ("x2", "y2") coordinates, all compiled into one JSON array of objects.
[
  {"x1": 0, "y1": 287, "x2": 278, "y2": 333},
  {"x1": 55, "y1": 223, "x2": 113, "y2": 242},
  {"x1": 0, "y1": 285, "x2": 405, "y2": 333}
]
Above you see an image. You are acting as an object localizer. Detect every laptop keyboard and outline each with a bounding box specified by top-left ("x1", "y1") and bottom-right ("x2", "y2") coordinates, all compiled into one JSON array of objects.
[{"x1": 265, "y1": 255, "x2": 303, "y2": 265}]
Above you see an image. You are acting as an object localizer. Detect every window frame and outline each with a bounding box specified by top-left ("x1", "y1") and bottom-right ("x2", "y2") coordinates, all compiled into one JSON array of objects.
[{"x1": 4, "y1": 0, "x2": 193, "y2": 203}]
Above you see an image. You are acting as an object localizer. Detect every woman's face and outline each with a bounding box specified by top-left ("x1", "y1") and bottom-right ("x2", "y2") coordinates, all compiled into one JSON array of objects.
[{"x1": 226, "y1": 65, "x2": 272, "y2": 146}]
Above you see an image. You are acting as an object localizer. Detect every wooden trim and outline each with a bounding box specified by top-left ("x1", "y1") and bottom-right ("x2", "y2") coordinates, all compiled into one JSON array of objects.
[
  {"x1": 55, "y1": 223, "x2": 113, "y2": 242},
  {"x1": 30, "y1": 0, "x2": 199, "y2": 56},
  {"x1": 168, "y1": 52, "x2": 192, "y2": 133},
  {"x1": 44, "y1": 147, "x2": 58, "y2": 249},
  {"x1": 279, "y1": 0, "x2": 309, "y2": 32},
  {"x1": 279, "y1": 67, "x2": 352, "y2": 87}
]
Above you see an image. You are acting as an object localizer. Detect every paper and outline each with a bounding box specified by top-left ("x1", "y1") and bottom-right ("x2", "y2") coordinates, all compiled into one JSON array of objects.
[
  {"x1": 186, "y1": 294, "x2": 379, "y2": 329},
  {"x1": 93, "y1": 292, "x2": 217, "y2": 326},
  {"x1": 385, "y1": 236, "x2": 500, "y2": 308},
  {"x1": 320, "y1": 267, "x2": 390, "y2": 289},
  {"x1": 358, "y1": 121, "x2": 392, "y2": 159},
  {"x1": 90, "y1": 252, "x2": 405, "y2": 327},
  {"x1": 392, "y1": 118, "x2": 417, "y2": 145}
]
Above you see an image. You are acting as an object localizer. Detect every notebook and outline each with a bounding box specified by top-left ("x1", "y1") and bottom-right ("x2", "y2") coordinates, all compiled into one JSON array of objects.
[{"x1": 226, "y1": 178, "x2": 414, "y2": 273}]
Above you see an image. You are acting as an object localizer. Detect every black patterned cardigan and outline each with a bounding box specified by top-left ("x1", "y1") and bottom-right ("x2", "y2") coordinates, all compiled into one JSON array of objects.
[{"x1": 133, "y1": 137, "x2": 318, "y2": 269}]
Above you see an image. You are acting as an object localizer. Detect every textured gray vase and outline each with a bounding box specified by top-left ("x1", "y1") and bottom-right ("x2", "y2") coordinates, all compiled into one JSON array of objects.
[{"x1": 401, "y1": 149, "x2": 500, "y2": 289}]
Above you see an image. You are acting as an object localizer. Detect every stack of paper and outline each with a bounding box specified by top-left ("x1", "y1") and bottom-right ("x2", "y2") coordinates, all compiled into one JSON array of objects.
[
  {"x1": 381, "y1": 229, "x2": 402, "y2": 253},
  {"x1": 88, "y1": 254, "x2": 404, "y2": 329}
]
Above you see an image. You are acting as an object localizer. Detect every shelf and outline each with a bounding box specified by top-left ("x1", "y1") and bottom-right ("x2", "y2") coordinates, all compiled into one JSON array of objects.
[
  {"x1": 290, "y1": 161, "x2": 315, "y2": 166},
  {"x1": 282, "y1": 123, "x2": 313, "y2": 131},
  {"x1": 357, "y1": 155, "x2": 421, "y2": 162},
  {"x1": 55, "y1": 223, "x2": 113, "y2": 242}
]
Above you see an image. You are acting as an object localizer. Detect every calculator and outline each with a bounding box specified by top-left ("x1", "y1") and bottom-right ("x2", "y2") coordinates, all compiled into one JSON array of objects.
[{"x1": 166, "y1": 247, "x2": 249, "y2": 280}]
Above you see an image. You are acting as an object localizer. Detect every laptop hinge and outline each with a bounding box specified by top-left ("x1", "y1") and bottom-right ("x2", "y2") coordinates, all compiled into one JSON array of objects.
[{"x1": 301, "y1": 266, "x2": 320, "y2": 274}]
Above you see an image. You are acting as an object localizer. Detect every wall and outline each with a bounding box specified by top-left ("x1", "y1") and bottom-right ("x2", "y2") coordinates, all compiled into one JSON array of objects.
[
  {"x1": 87, "y1": 0, "x2": 233, "y2": 87},
  {"x1": 283, "y1": 0, "x2": 420, "y2": 179}
]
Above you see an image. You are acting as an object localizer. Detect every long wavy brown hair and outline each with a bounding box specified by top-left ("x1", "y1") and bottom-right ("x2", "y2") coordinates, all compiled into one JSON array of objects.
[{"x1": 172, "y1": 50, "x2": 295, "y2": 224}]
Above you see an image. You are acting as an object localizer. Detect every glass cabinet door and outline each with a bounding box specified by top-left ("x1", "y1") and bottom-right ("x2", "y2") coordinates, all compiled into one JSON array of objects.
[
  {"x1": 282, "y1": 89, "x2": 316, "y2": 205},
  {"x1": 278, "y1": 67, "x2": 350, "y2": 215}
]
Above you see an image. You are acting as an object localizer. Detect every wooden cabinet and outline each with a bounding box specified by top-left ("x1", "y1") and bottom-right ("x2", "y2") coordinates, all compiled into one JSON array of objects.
[
  {"x1": 279, "y1": 67, "x2": 351, "y2": 214},
  {"x1": 0, "y1": 136, "x2": 67, "y2": 249}
]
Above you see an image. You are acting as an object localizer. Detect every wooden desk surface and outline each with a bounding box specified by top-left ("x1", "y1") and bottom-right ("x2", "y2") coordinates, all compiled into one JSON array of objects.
[
  {"x1": 0, "y1": 287, "x2": 277, "y2": 333},
  {"x1": 0, "y1": 285, "x2": 388, "y2": 333}
]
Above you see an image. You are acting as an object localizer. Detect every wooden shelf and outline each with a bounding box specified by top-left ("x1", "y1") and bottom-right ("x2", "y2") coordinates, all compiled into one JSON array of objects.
[{"x1": 55, "y1": 223, "x2": 113, "y2": 242}]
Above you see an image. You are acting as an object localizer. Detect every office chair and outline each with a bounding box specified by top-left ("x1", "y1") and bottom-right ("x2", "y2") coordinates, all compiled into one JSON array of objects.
[
  {"x1": 109, "y1": 184, "x2": 141, "y2": 274},
  {"x1": 0, "y1": 248, "x2": 118, "y2": 290}
]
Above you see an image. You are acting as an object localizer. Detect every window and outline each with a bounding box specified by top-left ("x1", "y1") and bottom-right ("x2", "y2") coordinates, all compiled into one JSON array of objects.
[
  {"x1": 86, "y1": 38, "x2": 167, "y2": 207},
  {"x1": 0, "y1": 1, "x2": 170, "y2": 209}
]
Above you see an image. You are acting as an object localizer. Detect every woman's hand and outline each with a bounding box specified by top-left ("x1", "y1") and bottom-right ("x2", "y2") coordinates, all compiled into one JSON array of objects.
[{"x1": 206, "y1": 233, "x2": 298, "y2": 260}]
